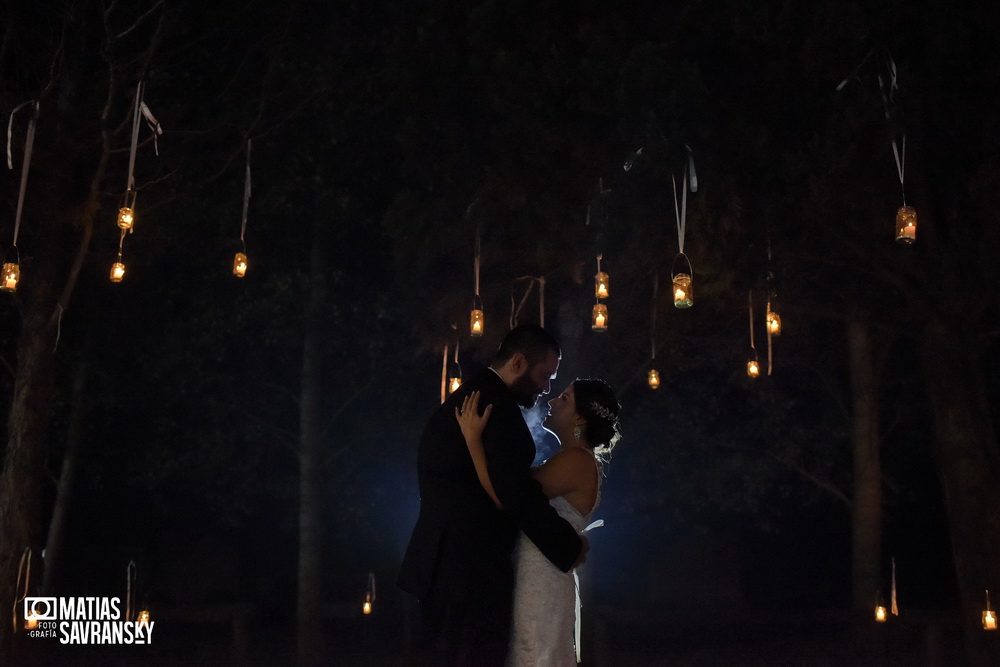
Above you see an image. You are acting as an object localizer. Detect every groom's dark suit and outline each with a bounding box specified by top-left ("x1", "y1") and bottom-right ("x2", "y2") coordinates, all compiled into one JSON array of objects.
[{"x1": 398, "y1": 368, "x2": 582, "y2": 666}]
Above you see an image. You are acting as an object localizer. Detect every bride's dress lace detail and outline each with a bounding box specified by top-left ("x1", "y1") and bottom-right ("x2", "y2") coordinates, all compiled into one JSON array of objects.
[{"x1": 508, "y1": 487, "x2": 600, "y2": 666}]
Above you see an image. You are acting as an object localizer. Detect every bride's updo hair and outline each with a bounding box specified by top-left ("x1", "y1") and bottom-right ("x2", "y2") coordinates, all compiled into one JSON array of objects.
[{"x1": 573, "y1": 378, "x2": 622, "y2": 457}]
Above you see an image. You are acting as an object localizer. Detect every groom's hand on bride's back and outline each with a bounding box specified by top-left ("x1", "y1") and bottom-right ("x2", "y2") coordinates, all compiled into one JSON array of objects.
[{"x1": 572, "y1": 535, "x2": 590, "y2": 569}]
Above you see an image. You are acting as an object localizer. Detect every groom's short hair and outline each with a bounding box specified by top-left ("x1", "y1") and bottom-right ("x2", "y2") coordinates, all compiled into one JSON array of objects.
[{"x1": 493, "y1": 324, "x2": 561, "y2": 367}]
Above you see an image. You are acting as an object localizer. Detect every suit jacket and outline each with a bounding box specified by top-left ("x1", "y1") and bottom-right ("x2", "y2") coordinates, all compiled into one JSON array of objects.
[{"x1": 397, "y1": 368, "x2": 582, "y2": 601}]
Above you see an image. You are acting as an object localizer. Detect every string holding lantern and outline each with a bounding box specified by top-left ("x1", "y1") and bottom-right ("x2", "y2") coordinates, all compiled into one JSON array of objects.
[
  {"x1": 440, "y1": 344, "x2": 449, "y2": 404},
  {"x1": 3, "y1": 100, "x2": 39, "y2": 294},
  {"x1": 890, "y1": 557, "x2": 899, "y2": 617},
  {"x1": 14, "y1": 547, "x2": 33, "y2": 632},
  {"x1": 363, "y1": 572, "x2": 377, "y2": 615},
  {"x1": 648, "y1": 272, "x2": 660, "y2": 389},
  {"x1": 125, "y1": 560, "x2": 137, "y2": 625},
  {"x1": 670, "y1": 147, "x2": 697, "y2": 309},
  {"x1": 837, "y1": 50, "x2": 917, "y2": 245},
  {"x1": 891, "y1": 135, "x2": 917, "y2": 244},
  {"x1": 117, "y1": 81, "x2": 162, "y2": 233},
  {"x1": 234, "y1": 138, "x2": 252, "y2": 277},
  {"x1": 747, "y1": 291, "x2": 760, "y2": 378},
  {"x1": 764, "y1": 241, "x2": 782, "y2": 376},
  {"x1": 470, "y1": 204, "x2": 484, "y2": 337}
]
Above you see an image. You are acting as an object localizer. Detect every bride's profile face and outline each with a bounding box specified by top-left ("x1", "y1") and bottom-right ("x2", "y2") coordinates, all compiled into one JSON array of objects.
[{"x1": 543, "y1": 383, "x2": 582, "y2": 435}]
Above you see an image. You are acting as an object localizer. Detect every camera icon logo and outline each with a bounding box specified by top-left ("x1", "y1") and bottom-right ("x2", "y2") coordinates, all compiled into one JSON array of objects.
[{"x1": 24, "y1": 597, "x2": 57, "y2": 621}]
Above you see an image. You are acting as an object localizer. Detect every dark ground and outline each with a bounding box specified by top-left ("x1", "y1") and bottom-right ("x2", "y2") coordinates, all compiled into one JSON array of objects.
[{"x1": 10, "y1": 605, "x2": 983, "y2": 666}]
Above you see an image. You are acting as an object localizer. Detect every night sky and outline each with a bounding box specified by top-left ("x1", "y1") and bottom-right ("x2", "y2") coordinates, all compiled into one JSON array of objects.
[{"x1": 2, "y1": 0, "x2": 998, "y2": 664}]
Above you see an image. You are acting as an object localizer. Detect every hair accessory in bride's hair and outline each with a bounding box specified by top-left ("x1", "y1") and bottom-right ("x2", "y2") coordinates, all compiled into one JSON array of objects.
[{"x1": 589, "y1": 401, "x2": 616, "y2": 423}]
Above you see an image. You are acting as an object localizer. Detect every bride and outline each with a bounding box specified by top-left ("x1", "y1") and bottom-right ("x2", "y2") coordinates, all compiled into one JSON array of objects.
[{"x1": 456, "y1": 378, "x2": 621, "y2": 666}]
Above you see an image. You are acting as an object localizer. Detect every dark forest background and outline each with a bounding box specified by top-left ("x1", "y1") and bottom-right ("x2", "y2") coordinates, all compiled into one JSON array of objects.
[{"x1": 1, "y1": 0, "x2": 998, "y2": 664}]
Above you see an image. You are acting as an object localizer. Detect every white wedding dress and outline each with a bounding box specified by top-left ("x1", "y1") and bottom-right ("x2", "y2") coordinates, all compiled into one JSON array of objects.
[{"x1": 507, "y1": 489, "x2": 600, "y2": 667}]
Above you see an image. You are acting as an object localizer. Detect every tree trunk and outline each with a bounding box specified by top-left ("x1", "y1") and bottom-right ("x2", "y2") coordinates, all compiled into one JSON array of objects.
[
  {"x1": 847, "y1": 317, "x2": 882, "y2": 612},
  {"x1": 921, "y1": 318, "x2": 1000, "y2": 667},
  {"x1": 297, "y1": 224, "x2": 327, "y2": 666},
  {"x1": 41, "y1": 356, "x2": 90, "y2": 596},
  {"x1": 0, "y1": 308, "x2": 60, "y2": 657}
]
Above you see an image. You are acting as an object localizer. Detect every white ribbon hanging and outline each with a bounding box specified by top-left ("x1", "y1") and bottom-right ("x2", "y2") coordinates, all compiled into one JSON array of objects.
[
  {"x1": 139, "y1": 100, "x2": 164, "y2": 155},
  {"x1": 7, "y1": 101, "x2": 39, "y2": 248},
  {"x1": 671, "y1": 148, "x2": 697, "y2": 256},
  {"x1": 7, "y1": 100, "x2": 36, "y2": 170},
  {"x1": 13, "y1": 547, "x2": 32, "y2": 633},
  {"x1": 650, "y1": 272, "x2": 659, "y2": 362},
  {"x1": 891, "y1": 134, "x2": 907, "y2": 204},
  {"x1": 126, "y1": 560, "x2": 137, "y2": 622},
  {"x1": 890, "y1": 557, "x2": 898, "y2": 616},
  {"x1": 440, "y1": 344, "x2": 449, "y2": 404},
  {"x1": 241, "y1": 139, "x2": 252, "y2": 246},
  {"x1": 124, "y1": 82, "x2": 163, "y2": 195},
  {"x1": 126, "y1": 82, "x2": 144, "y2": 193}
]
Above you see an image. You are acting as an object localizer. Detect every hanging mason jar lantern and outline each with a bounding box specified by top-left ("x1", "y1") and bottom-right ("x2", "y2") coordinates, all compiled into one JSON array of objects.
[
  {"x1": 591, "y1": 303, "x2": 608, "y2": 332},
  {"x1": 747, "y1": 358, "x2": 760, "y2": 378},
  {"x1": 118, "y1": 207, "x2": 134, "y2": 230},
  {"x1": 672, "y1": 253, "x2": 693, "y2": 308},
  {"x1": 363, "y1": 592, "x2": 373, "y2": 615},
  {"x1": 875, "y1": 605, "x2": 887, "y2": 623},
  {"x1": 672, "y1": 274, "x2": 693, "y2": 308},
  {"x1": 2, "y1": 262, "x2": 20, "y2": 292},
  {"x1": 470, "y1": 309, "x2": 484, "y2": 336},
  {"x1": 110, "y1": 260, "x2": 126, "y2": 283},
  {"x1": 984, "y1": 590, "x2": 997, "y2": 630},
  {"x1": 449, "y1": 376, "x2": 462, "y2": 394},
  {"x1": 595, "y1": 271, "x2": 609, "y2": 299},
  {"x1": 895, "y1": 205, "x2": 917, "y2": 244},
  {"x1": 766, "y1": 307, "x2": 782, "y2": 336},
  {"x1": 594, "y1": 254, "x2": 609, "y2": 299},
  {"x1": 470, "y1": 295, "x2": 484, "y2": 337},
  {"x1": 648, "y1": 369, "x2": 660, "y2": 389},
  {"x1": 137, "y1": 609, "x2": 151, "y2": 626},
  {"x1": 233, "y1": 252, "x2": 248, "y2": 278},
  {"x1": 24, "y1": 611, "x2": 39, "y2": 630}
]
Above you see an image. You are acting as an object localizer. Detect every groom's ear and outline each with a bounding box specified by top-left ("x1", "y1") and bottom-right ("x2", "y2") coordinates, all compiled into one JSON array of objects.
[{"x1": 509, "y1": 352, "x2": 528, "y2": 375}]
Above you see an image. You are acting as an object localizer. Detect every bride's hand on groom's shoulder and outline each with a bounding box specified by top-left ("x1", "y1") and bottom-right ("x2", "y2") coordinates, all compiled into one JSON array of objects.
[{"x1": 455, "y1": 391, "x2": 492, "y2": 445}]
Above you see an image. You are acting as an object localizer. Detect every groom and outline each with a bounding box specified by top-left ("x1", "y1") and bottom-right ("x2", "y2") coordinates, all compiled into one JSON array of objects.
[{"x1": 398, "y1": 324, "x2": 587, "y2": 666}]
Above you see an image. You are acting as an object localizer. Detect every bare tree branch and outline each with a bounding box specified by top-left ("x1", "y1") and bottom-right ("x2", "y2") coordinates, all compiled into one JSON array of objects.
[{"x1": 112, "y1": 0, "x2": 165, "y2": 42}]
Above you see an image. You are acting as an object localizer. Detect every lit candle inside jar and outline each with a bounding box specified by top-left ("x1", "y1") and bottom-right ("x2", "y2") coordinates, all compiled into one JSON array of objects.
[
  {"x1": 875, "y1": 605, "x2": 887, "y2": 622},
  {"x1": 25, "y1": 613, "x2": 38, "y2": 630},
  {"x1": 984, "y1": 610, "x2": 997, "y2": 630},
  {"x1": 596, "y1": 313, "x2": 605, "y2": 328}
]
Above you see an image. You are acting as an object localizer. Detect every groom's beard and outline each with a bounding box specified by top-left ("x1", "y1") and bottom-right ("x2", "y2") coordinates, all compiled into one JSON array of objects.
[{"x1": 511, "y1": 372, "x2": 542, "y2": 409}]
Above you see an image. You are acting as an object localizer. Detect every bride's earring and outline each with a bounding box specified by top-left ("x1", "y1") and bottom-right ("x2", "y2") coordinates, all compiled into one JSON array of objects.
[{"x1": 573, "y1": 425, "x2": 582, "y2": 441}]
